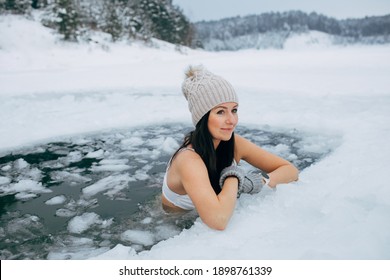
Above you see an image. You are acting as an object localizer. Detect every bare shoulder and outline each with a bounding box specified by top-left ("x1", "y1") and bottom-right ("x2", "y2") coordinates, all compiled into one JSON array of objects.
[
  {"x1": 173, "y1": 148, "x2": 205, "y2": 172},
  {"x1": 174, "y1": 148, "x2": 200, "y2": 161},
  {"x1": 172, "y1": 148, "x2": 212, "y2": 195}
]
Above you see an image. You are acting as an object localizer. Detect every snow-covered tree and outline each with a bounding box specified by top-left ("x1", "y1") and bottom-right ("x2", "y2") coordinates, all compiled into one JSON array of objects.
[
  {"x1": 0, "y1": 0, "x2": 32, "y2": 14},
  {"x1": 44, "y1": 0, "x2": 80, "y2": 41}
]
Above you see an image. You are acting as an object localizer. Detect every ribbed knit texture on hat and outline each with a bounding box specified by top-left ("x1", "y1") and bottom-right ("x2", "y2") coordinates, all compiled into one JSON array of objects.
[{"x1": 182, "y1": 65, "x2": 238, "y2": 125}]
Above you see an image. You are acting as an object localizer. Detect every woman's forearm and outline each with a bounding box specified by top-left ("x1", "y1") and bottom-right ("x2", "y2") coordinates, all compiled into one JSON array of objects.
[
  {"x1": 207, "y1": 177, "x2": 238, "y2": 230},
  {"x1": 268, "y1": 164, "x2": 299, "y2": 188}
]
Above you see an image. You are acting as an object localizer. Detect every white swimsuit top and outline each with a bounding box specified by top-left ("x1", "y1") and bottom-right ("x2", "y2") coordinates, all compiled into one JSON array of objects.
[{"x1": 162, "y1": 148, "x2": 196, "y2": 210}]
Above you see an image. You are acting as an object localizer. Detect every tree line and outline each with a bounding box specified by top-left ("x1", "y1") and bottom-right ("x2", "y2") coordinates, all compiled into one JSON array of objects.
[
  {"x1": 0, "y1": 0, "x2": 194, "y2": 45},
  {"x1": 194, "y1": 11, "x2": 390, "y2": 49}
]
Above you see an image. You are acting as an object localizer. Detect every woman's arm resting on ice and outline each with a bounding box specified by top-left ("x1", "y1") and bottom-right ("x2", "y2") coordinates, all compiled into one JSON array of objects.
[{"x1": 235, "y1": 134, "x2": 299, "y2": 187}]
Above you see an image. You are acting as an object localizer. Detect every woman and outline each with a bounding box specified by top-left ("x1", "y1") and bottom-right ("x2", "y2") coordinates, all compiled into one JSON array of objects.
[{"x1": 162, "y1": 66, "x2": 298, "y2": 230}]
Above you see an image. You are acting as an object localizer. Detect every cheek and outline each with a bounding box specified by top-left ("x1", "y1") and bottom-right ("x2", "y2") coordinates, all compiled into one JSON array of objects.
[
  {"x1": 234, "y1": 114, "x2": 239, "y2": 124},
  {"x1": 207, "y1": 115, "x2": 220, "y2": 132}
]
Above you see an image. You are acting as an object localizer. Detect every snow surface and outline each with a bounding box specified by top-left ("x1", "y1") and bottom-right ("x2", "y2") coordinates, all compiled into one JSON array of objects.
[{"x1": 1, "y1": 14, "x2": 390, "y2": 259}]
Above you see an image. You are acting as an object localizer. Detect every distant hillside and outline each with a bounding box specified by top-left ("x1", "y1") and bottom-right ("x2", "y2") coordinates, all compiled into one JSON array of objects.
[{"x1": 193, "y1": 11, "x2": 390, "y2": 50}]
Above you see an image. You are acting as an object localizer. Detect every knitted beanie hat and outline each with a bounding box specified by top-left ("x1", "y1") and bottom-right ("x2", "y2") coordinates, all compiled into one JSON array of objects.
[{"x1": 182, "y1": 65, "x2": 239, "y2": 126}]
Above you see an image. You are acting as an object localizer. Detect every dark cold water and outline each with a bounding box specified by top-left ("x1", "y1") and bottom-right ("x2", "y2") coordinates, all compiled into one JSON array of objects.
[{"x1": 0, "y1": 124, "x2": 338, "y2": 259}]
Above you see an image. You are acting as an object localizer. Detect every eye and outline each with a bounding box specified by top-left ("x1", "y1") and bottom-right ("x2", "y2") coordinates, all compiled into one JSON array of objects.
[
  {"x1": 216, "y1": 110, "x2": 225, "y2": 115},
  {"x1": 232, "y1": 108, "x2": 238, "y2": 114}
]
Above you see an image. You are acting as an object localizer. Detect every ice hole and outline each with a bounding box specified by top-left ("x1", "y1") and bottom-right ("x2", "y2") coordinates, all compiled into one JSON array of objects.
[{"x1": 0, "y1": 123, "x2": 340, "y2": 259}]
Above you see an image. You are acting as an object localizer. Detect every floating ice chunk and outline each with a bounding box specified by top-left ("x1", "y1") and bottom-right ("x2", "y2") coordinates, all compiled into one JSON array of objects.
[
  {"x1": 99, "y1": 240, "x2": 111, "y2": 247},
  {"x1": 15, "y1": 192, "x2": 38, "y2": 200},
  {"x1": 272, "y1": 144, "x2": 290, "y2": 155},
  {"x1": 134, "y1": 170, "x2": 150, "y2": 181},
  {"x1": 31, "y1": 147, "x2": 45, "y2": 153},
  {"x1": 14, "y1": 158, "x2": 29, "y2": 169},
  {"x1": 47, "y1": 236, "x2": 109, "y2": 260},
  {"x1": 23, "y1": 167, "x2": 42, "y2": 181},
  {"x1": 141, "y1": 163, "x2": 153, "y2": 172},
  {"x1": 65, "y1": 198, "x2": 98, "y2": 210},
  {"x1": 67, "y1": 212, "x2": 102, "y2": 234},
  {"x1": 82, "y1": 174, "x2": 134, "y2": 197},
  {"x1": 151, "y1": 149, "x2": 162, "y2": 160},
  {"x1": 6, "y1": 214, "x2": 41, "y2": 235},
  {"x1": 0, "y1": 176, "x2": 11, "y2": 185},
  {"x1": 121, "y1": 137, "x2": 144, "y2": 148},
  {"x1": 1, "y1": 165, "x2": 11, "y2": 172},
  {"x1": 99, "y1": 159, "x2": 129, "y2": 165},
  {"x1": 2, "y1": 179, "x2": 51, "y2": 198},
  {"x1": 85, "y1": 149, "x2": 104, "y2": 158},
  {"x1": 146, "y1": 137, "x2": 165, "y2": 148},
  {"x1": 67, "y1": 236, "x2": 95, "y2": 246},
  {"x1": 12, "y1": 179, "x2": 48, "y2": 193},
  {"x1": 120, "y1": 229, "x2": 155, "y2": 246},
  {"x1": 45, "y1": 195, "x2": 67, "y2": 205},
  {"x1": 141, "y1": 217, "x2": 153, "y2": 224},
  {"x1": 162, "y1": 137, "x2": 179, "y2": 153},
  {"x1": 65, "y1": 151, "x2": 83, "y2": 163},
  {"x1": 287, "y1": 154, "x2": 298, "y2": 161},
  {"x1": 56, "y1": 208, "x2": 76, "y2": 217},
  {"x1": 133, "y1": 163, "x2": 153, "y2": 180},
  {"x1": 303, "y1": 158, "x2": 313, "y2": 163},
  {"x1": 50, "y1": 147, "x2": 69, "y2": 155},
  {"x1": 100, "y1": 218, "x2": 114, "y2": 229},
  {"x1": 50, "y1": 171, "x2": 91, "y2": 183},
  {"x1": 154, "y1": 225, "x2": 181, "y2": 241},
  {"x1": 90, "y1": 164, "x2": 131, "y2": 172}
]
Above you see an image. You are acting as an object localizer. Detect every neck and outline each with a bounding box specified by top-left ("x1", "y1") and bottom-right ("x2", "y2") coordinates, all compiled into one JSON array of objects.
[{"x1": 213, "y1": 139, "x2": 221, "y2": 150}]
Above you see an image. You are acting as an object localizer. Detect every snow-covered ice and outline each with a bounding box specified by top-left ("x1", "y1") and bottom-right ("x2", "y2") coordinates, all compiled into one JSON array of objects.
[
  {"x1": 45, "y1": 195, "x2": 67, "y2": 205},
  {"x1": 3, "y1": 179, "x2": 51, "y2": 199},
  {"x1": 82, "y1": 174, "x2": 135, "y2": 197},
  {"x1": 121, "y1": 229, "x2": 155, "y2": 246},
  {"x1": 1, "y1": 14, "x2": 390, "y2": 260}
]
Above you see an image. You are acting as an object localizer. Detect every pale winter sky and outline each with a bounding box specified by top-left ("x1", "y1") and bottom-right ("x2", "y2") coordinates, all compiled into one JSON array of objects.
[{"x1": 172, "y1": 0, "x2": 390, "y2": 21}]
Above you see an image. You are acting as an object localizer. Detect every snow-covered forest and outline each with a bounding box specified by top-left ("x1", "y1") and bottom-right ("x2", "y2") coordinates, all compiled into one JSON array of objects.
[
  {"x1": 1, "y1": 0, "x2": 389, "y2": 50},
  {"x1": 0, "y1": 0, "x2": 193, "y2": 45}
]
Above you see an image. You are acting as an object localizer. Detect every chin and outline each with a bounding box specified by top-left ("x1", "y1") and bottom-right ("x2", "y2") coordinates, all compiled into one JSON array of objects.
[{"x1": 220, "y1": 133, "x2": 233, "y2": 141}]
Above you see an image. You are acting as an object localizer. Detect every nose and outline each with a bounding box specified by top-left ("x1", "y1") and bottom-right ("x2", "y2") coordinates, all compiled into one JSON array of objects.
[{"x1": 225, "y1": 111, "x2": 237, "y2": 125}]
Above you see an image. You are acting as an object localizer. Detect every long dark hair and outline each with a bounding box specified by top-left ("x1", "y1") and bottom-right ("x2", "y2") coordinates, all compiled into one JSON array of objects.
[{"x1": 173, "y1": 112, "x2": 235, "y2": 194}]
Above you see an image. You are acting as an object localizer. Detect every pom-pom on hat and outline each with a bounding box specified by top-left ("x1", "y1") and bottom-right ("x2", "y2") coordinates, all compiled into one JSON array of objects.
[{"x1": 182, "y1": 65, "x2": 239, "y2": 126}]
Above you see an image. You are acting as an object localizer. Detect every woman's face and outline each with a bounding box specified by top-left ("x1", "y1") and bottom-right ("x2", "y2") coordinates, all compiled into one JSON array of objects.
[{"x1": 208, "y1": 102, "x2": 238, "y2": 148}]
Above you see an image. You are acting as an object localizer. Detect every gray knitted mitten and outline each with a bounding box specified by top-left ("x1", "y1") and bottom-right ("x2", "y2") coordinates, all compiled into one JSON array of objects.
[
  {"x1": 241, "y1": 170, "x2": 264, "y2": 195},
  {"x1": 219, "y1": 165, "x2": 245, "y2": 192}
]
